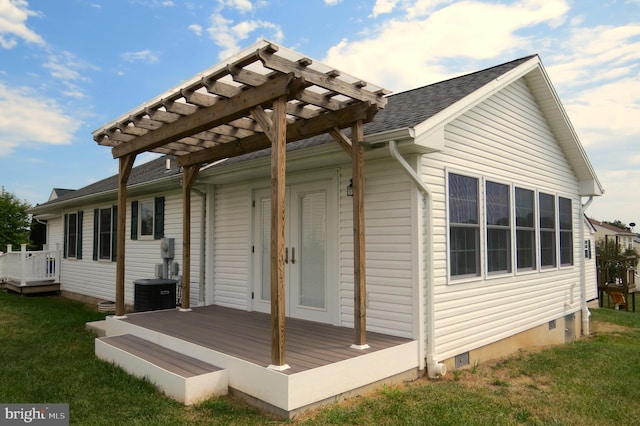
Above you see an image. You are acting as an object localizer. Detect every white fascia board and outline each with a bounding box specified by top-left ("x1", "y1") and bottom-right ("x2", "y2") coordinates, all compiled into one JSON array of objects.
[{"x1": 528, "y1": 65, "x2": 604, "y2": 196}]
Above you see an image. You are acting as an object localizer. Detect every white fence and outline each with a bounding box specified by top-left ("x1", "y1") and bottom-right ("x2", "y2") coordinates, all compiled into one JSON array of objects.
[{"x1": 0, "y1": 244, "x2": 61, "y2": 286}]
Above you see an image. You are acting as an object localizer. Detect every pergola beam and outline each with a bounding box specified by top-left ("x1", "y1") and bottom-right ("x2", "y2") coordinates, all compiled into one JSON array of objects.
[
  {"x1": 111, "y1": 73, "x2": 300, "y2": 159},
  {"x1": 177, "y1": 102, "x2": 376, "y2": 167}
]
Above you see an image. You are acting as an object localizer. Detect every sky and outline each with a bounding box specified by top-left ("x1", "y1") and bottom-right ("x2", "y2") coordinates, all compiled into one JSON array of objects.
[{"x1": 0, "y1": 0, "x2": 638, "y2": 227}]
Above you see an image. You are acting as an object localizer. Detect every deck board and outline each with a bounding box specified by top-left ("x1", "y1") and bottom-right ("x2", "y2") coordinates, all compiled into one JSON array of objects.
[{"x1": 120, "y1": 305, "x2": 412, "y2": 374}]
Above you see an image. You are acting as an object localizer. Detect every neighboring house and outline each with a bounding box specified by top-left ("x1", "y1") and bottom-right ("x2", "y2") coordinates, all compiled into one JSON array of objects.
[
  {"x1": 29, "y1": 41, "x2": 603, "y2": 416},
  {"x1": 588, "y1": 218, "x2": 636, "y2": 251},
  {"x1": 584, "y1": 216, "x2": 598, "y2": 301}
]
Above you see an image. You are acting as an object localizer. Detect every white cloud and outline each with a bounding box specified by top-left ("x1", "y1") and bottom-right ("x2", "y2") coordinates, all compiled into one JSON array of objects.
[
  {"x1": 324, "y1": 0, "x2": 570, "y2": 91},
  {"x1": 188, "y1": 24, "x2": 202, "y2": 36},
  {"x1": 0, "y1": 83, "x2": 79, "y2": 156},
  {"x1": 564, "y1": 77, "x2": 640, "y2": 147},
  {"x1": 0, "y1": 0, "x2": 44, "y2": 48},
  {"x1": 206, "y1": 13, "x2": 283, "y2": 59},
  {"x1": 219, "y1": 0, "x2": 253, "y2": 13},
  {"x1": 325, "y1": 0, "x2": 341, "y2": 5},
  {"x1": 42, "y1": 50, "x2": 98, "y2": 98},
  {"x1": 121, "y1": 49, "x2": 160, "y2": 63},
  {"x1": 588, "y1": 168, "x2": 640, "y2": 225},
  {"x1": 371, "y1": 0, "x2": 400, "y2": 17}
]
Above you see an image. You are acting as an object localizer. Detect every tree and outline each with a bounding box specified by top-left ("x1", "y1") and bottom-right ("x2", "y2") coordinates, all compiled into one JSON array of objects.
[
  {"x1": 604, "y1": 220, "x2": 630, "y2": 231},
  {"x1": 0, "y1": 188, "x2": 31, "y2": 251}
]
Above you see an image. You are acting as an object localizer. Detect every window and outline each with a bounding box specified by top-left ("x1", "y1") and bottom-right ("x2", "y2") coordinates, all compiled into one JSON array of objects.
[
  {"x1": 584, "y1": 240, "x2": 592, "y2": 259},
  {"x1": 131, "y1": 197, "x2": 164, "y2": 240},
  {"x1": 64, "y1": 212, "x2": 83, "y2": 259},
  {"x1": 486, "y1": 181, "x2": 511, "y2": 273},
  {"x1": 539, "y1": 192, "x2": 556, "y2": 268},
  {"x1": 559, "y1": 197, "x2": 573, "y2": 265},
  {"x1": 93, "y1": 206, "x2": 117, "y2": 261},
  {"x1": 449, "y1": 173, "x2": 480, "y2": 278},
  {"x1": 515, "y1": 188, "x2": 536, "y2": 271},
  {"x1": 140, "y1": 200, "x2": 154, "y2": 237}
]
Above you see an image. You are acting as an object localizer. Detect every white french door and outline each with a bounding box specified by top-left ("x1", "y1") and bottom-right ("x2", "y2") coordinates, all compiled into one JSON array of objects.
[{"x1": 252, "y1": 179, "x2": 336, "y2": 323}]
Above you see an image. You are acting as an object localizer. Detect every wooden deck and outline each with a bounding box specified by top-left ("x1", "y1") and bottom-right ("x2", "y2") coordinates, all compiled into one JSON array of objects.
[
  {"x1": 2, "y1": 279, "x2": 60, "y2": 295},
  {"x1": 119, "y1": 305, "x2": 412, "y2": 374}
]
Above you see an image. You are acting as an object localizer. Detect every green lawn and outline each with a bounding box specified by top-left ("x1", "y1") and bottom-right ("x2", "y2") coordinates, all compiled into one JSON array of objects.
[{"x1": 0, "y1": 290, "x2": 638, "y2": 425}]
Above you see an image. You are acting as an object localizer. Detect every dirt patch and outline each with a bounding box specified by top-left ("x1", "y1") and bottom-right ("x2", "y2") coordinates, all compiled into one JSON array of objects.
[{"x1": 590, "y1": 320, "x2": 629, "y2": 334}]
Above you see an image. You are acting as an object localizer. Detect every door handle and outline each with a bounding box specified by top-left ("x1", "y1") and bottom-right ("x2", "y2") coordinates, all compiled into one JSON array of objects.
[
  {"x1": 285, "y1": 247, "x2": 289, "y2": 264},
  {"x1": 291, "y1": 247, "x2": 296, "y2": 264}
]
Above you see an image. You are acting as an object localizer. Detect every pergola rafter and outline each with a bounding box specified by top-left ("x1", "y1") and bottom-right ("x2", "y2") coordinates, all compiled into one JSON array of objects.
[{"x1": 92, "y1": 40, "x2": 388, "y2": 369}]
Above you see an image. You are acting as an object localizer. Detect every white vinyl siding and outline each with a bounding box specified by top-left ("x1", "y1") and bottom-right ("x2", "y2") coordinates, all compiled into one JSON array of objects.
[
  {"x1": 339, "y1": 158, "x2": 415, "y2": 338},
  {"x1": 423, "y1": 77, "x2": 583, "y2": 360},
  {"x1": 55, "y1": 192, "x2": 202, "y2": 306},
  {"x1": 212, "y1": 183, "x2": 251, "y2": 310}
]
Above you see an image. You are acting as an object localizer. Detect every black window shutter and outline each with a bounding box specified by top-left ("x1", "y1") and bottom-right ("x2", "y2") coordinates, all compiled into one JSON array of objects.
[
  {"x1": 154, "y1": 196, "x2": 165, "y2": 240},
  {"x1": 63, "y1": 214, "x2": 68, "y2": 259},
  {"x1": 93, "y1": 209, "x2": 99, "y2": 261},
  {"x1": 77, "y1": 211, "x2": 83, "y2": 260},
  {"x1": 131, "y1": 200, "x2": 138, "y2": 240},
  {"x1": 112, "y1": 205, "x2": 118, "y2": 262}
]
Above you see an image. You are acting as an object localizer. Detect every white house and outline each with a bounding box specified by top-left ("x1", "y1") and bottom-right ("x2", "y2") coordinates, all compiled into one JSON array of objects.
[{"x1": 29, "y1": 41, "x2": 603, "y2": 417}]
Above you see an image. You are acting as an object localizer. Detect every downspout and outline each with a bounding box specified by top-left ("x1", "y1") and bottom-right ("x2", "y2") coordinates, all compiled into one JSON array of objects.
[
  {"x1": 580, "y1": 196, "x2": 594, "y2": 336},
  {"x1": 388, "y1": 140, "x2": 446, "y2": 378},
  {"x1": 192, "y1": 187, "x2": 207, "y2": 306}
]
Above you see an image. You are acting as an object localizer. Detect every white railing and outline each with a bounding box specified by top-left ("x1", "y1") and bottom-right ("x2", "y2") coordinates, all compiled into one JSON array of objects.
[{"x1": 0, "y1": 244, "x2": 61, "y2": 286}]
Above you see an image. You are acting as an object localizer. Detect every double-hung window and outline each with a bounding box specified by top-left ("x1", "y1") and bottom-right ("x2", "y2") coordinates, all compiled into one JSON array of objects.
[
  {"x1": 539, "y1": 192, "x2": 556, "y2": 268},
  {"x1": 64, "y1": 211, "x2": 83, "y2": 259},
  {"x1": 558, "y1": 197, "x2": 573, "y2": 266},
  {"x1": 93, "y1": 206, "x2": 117, "y2": 261},
  {"x1": 448, "y1": 173, "x2": 480, "y2": 278},
  {"x1": 486, "y1": 181, "x2": 511, "y2": 274},
  {"x1": 515, "y1": 188, "x2": 536, "y2": 271}
]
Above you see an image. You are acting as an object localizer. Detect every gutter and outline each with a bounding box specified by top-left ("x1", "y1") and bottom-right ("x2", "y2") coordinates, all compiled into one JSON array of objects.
[
  {"x1": 579, "y1": 196, "x2": 594, "y2": 336},
  {"x1": 386, "y1": 140, "x2": 446, "y2": 378}
]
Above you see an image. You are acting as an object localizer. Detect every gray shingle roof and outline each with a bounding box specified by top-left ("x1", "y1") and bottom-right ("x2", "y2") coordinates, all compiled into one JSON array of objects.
[{"x1": 32, "y1": 55, "x2": 535, "y2": 211}]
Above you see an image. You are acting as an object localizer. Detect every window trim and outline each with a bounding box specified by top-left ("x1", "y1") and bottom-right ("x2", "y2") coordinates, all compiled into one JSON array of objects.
[
  {"x1": 538, "y1": 191, "x2": 557, "y2": 270},
  {"x1": 138, "y1": 199, "x2": 155, "y2": 240},
  {"x1": 446, "y1": 170, "x2": 483, "y2": 282},
  {"x1": 558, "y1": 196, "x2": 573, "y2": 267},
  {"x1": 445, "y1": 170, "x2": 577, "y2": 285},
  {"x1": 514, "y1": 186, "x2": 538, "y2": 275},
  {"x1": 484, "y1": 179, "x2": 512, "y2": 276}
]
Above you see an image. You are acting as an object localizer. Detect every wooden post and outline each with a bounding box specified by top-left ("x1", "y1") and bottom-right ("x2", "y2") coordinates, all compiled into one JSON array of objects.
[
  {"x1": 270, "y1": 95, "x2": 289, "y2": 369},
  {"x1": 351, "y1": 120, "x2": 368, "y2": 349},
  {"x1": 116, "y1": 154, "x2": 136, "y2": 317},
  {"x1": 181, "y1": 164, "x2": 200, "y2": 311},
  {"x1": 20, "y1": 244, "x2": 27, "y2": 286}
]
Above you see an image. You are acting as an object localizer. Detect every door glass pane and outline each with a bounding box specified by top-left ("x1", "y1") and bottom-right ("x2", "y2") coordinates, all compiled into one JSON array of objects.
[
  {"x1": 260, "y1": 198, "x2": 271, "y2": 302},
  {"x1": 299, "y1": 191, "x2": 326, "y2": 309}
]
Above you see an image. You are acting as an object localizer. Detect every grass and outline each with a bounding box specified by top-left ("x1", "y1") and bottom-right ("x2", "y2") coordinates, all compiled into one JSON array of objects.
[{"x1": 1, "y1": 290, "x2": 639, "y2": 425}]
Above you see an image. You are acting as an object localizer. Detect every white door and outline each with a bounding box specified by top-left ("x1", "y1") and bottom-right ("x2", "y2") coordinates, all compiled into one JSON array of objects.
[{"x1": 252, "y1": 180, "x2": 334, "y2": 323}]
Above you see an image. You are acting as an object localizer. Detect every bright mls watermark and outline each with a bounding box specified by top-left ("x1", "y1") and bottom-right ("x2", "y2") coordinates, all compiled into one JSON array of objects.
[{"x1": 1, "y1": 404, "x2": 68, "y2": 425}]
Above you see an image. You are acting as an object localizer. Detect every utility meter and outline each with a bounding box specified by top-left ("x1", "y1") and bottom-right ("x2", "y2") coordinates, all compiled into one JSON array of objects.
[{"x1": 160, "y1": 238, "x2": 175, "y2": 259}]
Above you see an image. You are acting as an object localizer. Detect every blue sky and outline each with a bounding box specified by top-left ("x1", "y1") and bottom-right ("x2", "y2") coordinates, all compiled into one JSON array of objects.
[{"x1": 0, "y1": 0, "x2": 639, "y2": 226}]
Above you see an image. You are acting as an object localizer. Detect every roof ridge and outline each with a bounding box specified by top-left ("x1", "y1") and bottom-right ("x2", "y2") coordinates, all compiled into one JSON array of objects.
[{"x1": 388, "y1": 54, "x2": 538, "y2": 98}]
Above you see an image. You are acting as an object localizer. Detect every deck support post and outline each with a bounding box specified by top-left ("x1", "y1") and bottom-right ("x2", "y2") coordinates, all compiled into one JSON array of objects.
[
  {"x1": 351, "y1": 120, "x2": 369, "y2": 349},
  {"x1": 181, "y1": 164, "x2": 200, "y2": 311},
  {"x1": 115, "y1": 154, "x2": 136, "y2": 317},
  {"x1": 269, "y1": 95, "x2": 289, "y2": 369}
]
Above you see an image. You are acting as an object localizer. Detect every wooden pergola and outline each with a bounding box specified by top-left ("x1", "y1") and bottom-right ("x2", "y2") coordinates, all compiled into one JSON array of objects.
[{"x1": 92, "y1": 40, "x2": 388, "y2": 368}]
